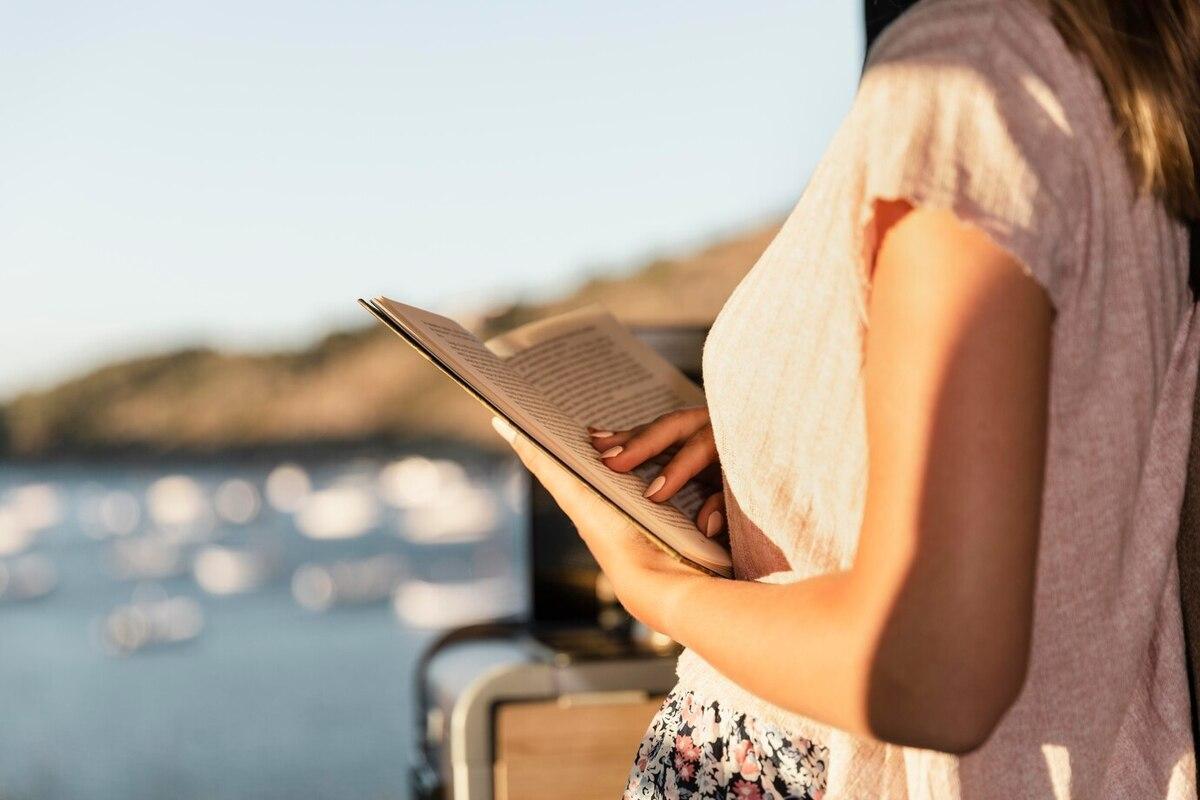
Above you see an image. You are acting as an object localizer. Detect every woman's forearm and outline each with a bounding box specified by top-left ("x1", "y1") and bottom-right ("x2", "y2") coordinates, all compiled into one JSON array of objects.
[
  {"x1": 665, "y1": 569, "x2": 880, "y2": 740},
  {"x1": 664, "y1": 563, "x2": 1016, "y2": 754}
]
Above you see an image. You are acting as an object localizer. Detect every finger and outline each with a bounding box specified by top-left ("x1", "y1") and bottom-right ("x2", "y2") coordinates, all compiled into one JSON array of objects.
[
  {"x1": 588, "y1": 423, "x2": 645, "y2": 439},
  {"x1": 601, "y1": 410, "x2": 709, "y2": 473},
  {"x1": 696, "y1": 491, "x2": 726, "y2": 538},
  {"x1": 642, "y1": 430, "x2": 718, "y2": 502},
  {"x1": 508, "y1": 435, "x2": 572, "y2": 502},
  {"x1": 588, "y1": 427, "x2": 639, "y2": 453},
  {"x1": 587, "y1": 424, "x2": 620, "y2": 439}
]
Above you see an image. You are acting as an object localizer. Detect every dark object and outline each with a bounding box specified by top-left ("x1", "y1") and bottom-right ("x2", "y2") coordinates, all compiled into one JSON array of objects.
[
  {"x1": 1191, "y1": 220, "x2": 1200, "y2": 299},
  {"x1": 1178, "y1": 220, "x2": 1200, "y2": 773},
  {"x1": 864, "y1": 0, "x2": 918, "y2": 55},
  {"x1": 526, "y1": 325, "x2": 708, "y2": 644}
]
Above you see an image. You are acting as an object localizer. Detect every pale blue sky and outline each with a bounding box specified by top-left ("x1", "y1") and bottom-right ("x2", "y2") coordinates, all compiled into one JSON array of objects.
[{"x1": 0, "y1": 1, "x2": 863, "y2": 398}]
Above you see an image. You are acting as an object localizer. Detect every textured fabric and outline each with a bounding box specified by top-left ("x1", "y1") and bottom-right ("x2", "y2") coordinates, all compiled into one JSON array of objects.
[
  {"x1": 623, "y1": 688, "x2": 830, "y2": 800},
  {"x1": 671, "y1": 0, "x2": 1199, "y2": 796}
]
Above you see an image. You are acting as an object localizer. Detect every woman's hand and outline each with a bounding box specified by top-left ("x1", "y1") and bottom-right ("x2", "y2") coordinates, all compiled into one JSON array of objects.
[
  {"x1": 588, "y1": 407, "x2": 726, "y2": 538},
  {"x1": 491, "y1": 416, "x2": 708, "y2": 635}
]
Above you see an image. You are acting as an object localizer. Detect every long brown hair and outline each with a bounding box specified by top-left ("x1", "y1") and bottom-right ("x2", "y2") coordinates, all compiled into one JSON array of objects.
[{"x1": 1041, "y1": 0, "x2": 1200, "y2": 221}]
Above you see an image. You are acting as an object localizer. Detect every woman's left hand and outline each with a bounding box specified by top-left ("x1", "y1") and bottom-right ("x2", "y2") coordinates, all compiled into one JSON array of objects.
[{"x1": 491, "y1": 416, "x2": 705, "y2": 635}]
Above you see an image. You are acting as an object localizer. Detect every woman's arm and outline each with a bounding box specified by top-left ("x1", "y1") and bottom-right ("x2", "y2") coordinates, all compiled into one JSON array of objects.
[
  {"x1": 666, "y1": 204, "x2": 1052, "y2": 753},
  {"x1": 497, "y1": 203, "x2": 1052, "y2": 754}
]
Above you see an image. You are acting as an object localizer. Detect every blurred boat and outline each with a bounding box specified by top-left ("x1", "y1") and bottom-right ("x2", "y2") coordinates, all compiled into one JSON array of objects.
[
  {"x1": 79, "y1": 489, "x2": 142, "y2": 539},
  {"x1": 378, "y1": 456, "x2": 467, "y2": 508},
  {"x1": 213, "y1": 478, "x2": 261, "y2": 525},
  {"x1": 0, "y1": 508, "x2": 37, "y2": 556},
  {"x1": 291, "y1": 554, "x2": 406, "y2": 612},
  {"x1": 0, "y1": 554, "x2": 58, "y2": 602},
  {"x1": 392, "y1": 575, "x2": 523, "y2": 629},
  {"x1": 3, "y1": 483, "x2": 62, "y2": 531},
  {"x1": 396, "y1": 483, "x2": 499, "y2": 544},
  {"x1": 99, "y1": 588, "x2": 204, "y2": 656},
  {"x1": 265, "y1": 463, "x2": 311, "y2": 513},
  {"x1": 379, "y1": 456, "x2": 500, "y2": 544},
  {"x1": 0, "y1": 483, "x2": 64, "y2": 555},
  {"x1": 192, "y1": 541, "x2": 279, "y2": 595},
  {"x1": 108, "y1": 534, "x2": 188, "y2": 580},
  {"x1": 147, "y1": 475, "x2": 210, "y2": 528},
  {"x1": 294, "y1": 484, "x2": 380, "y2": 540}
]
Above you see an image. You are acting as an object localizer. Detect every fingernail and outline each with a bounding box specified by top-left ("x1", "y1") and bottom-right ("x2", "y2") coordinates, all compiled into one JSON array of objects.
[
  {"x1": 705, "y1": 511, "x2": 724, "y2": 538},
  {"x1": 600, "y1": 446, "x2": 623, "y2": 459},
  {"x1": 491, "y1": 416, "x2": 517, "y2": 444},
  {"x1": 643, "y1": 475, "x2": 666, "y2": 498},
  {"x1": 590, "y1": 430, "x2": 614, "y2": 438}
]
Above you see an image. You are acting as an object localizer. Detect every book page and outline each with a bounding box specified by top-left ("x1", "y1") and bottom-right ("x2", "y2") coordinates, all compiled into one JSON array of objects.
[
  {"x1": 487, "y1": 306, "x2": 712, "y2": 520},
  {"x1": 369, "y1": 298, "x2": 730, "y2": 575},
  {"x1": 486, "y1": 306, "x2": 705, "y2": 428}
]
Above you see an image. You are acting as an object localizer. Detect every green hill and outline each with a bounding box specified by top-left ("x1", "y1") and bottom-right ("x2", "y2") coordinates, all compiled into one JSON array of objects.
[{"x1": 1, "y1": 224, "x2": 777, "y2": 458}]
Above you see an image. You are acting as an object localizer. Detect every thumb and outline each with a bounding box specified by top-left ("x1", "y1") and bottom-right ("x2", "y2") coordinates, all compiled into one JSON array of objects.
[
  {"x1": 491, "y1": 416, "x2": 542, "y2": 467},
  {"x1": 491, "y1": 416, "x2": 606, "y2": 522}
]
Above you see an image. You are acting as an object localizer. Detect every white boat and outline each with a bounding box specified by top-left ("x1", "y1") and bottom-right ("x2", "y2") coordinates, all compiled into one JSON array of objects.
[
  {"x1": 99, "y1": 590, "x2": 205, "y2": 656},
  {"x1": 292, "y1": 554, "x2": 406, "y2": 612},
  {"x1": 192, "y1": 542, "x2": 279, "y2": 595},
  {"x1": 0, "y1": 554, "x2": 58, "y2": 602}
]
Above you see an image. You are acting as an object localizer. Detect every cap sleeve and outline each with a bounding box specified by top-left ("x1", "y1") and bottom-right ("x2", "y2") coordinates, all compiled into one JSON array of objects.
[{"x1": 850, "y1": 3, "x2": 1084, "y2": 310}]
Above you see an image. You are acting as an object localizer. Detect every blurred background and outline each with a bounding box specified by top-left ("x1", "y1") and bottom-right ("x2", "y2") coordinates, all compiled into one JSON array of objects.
[{"x1": 0, "y1": 2, "x2": 864, "y2": 798}]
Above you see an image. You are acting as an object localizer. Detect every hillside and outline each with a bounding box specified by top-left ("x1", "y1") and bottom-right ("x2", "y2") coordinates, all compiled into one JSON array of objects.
[{"x1": 0, "y1": 223, "x2": 777, "y2": 458}]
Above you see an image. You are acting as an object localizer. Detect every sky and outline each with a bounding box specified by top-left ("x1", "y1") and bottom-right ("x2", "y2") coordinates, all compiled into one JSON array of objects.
[{"x1": 0, "y1": 1, "x2": 863, "y2": 399}]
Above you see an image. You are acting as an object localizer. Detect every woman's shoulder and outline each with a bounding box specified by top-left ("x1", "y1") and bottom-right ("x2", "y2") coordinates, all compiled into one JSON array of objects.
[
  {"x1": 868, "y1": 0, "x2": 1066, "y2": 69},
  {"x1": 858, "y1": 0, "x2": 1090, "y2": 166},
  {"x1": 863, "y1": 0, "x2": 1102, "y2": 122},
  {"x1": 842, "y1": 0, "x2": 1103, "y2": 309}
]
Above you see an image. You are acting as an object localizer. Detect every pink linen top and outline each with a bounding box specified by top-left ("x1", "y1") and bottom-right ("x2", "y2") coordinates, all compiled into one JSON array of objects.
[{"x1": 677, "y1": 0, "x2": 1199, "y2": 795}]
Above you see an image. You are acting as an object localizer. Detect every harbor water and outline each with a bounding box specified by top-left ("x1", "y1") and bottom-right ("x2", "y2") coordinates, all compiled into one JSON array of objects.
[{"x1": 0, "y1": 454, "x2": 528, "y2": 800}]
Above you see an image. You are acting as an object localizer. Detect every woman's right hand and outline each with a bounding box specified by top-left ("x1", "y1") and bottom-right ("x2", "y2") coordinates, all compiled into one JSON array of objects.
[{"x1": 588, "y1": 406, "x2": 726, "y2": 538}]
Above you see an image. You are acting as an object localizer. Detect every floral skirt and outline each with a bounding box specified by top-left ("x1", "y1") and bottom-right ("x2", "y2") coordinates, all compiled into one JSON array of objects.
[{"x1": 622, "y1": 688, "x2": 829, "y2": 800}]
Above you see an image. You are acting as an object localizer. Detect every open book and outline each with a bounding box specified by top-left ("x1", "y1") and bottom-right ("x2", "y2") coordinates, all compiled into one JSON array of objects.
[{"x1": 359, "y1": 296, "x2": 732, "y2": 578}]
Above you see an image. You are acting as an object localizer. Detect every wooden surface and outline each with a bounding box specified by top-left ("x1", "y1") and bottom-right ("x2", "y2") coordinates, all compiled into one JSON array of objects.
[{"x1": 493, "y1": 694, "x2": 663, "y2": 800}]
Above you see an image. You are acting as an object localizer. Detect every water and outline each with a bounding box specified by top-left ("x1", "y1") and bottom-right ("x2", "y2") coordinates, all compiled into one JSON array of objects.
[{"x1": 0, "y1": 455, "x2": 528, "y2": 800}]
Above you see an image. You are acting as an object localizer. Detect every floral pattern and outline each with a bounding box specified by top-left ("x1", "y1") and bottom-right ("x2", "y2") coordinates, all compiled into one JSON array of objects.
[{"x1": 623, "y1": 688, "x2": 829, "y2": 800}]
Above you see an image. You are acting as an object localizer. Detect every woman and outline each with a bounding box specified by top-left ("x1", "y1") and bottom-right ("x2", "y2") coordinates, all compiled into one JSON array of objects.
[{"x1": 493, "y1": 0, "x2": 1200, "y2": 795}]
